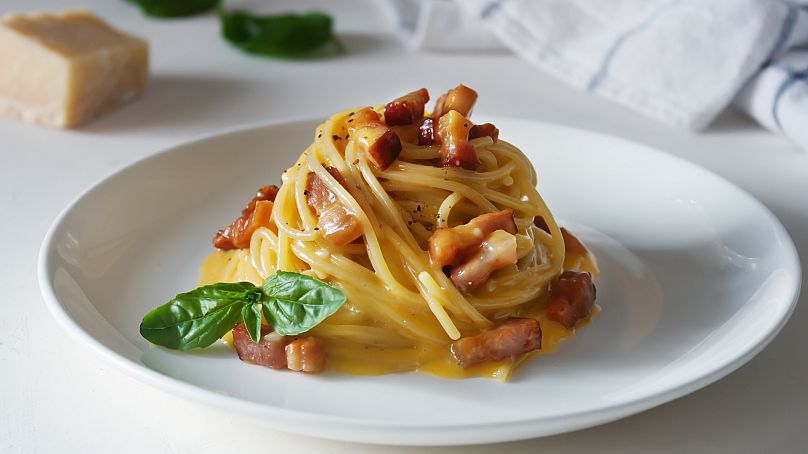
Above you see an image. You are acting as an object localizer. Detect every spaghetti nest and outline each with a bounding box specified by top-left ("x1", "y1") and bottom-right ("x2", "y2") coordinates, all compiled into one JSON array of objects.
[{"x1": 203, "y1": 86, "x2": 594, "y2": 379}]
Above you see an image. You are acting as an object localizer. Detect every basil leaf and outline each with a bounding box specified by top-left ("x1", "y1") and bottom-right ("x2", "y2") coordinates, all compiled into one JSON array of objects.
[
  {"x1": 241, "y1": 302, "x2": 263, "y2": 344},
  {"x1": 126, "y1": 0, "x2": 220, "y2": 18},
  {"x1": 140, "y1": 282, "x2": 260, "y2": 350},
  {"x1": 261, "y1": 271, "x2": 346, "y2": 335},
  {"x1": 220, "y1": 10, "x2": 343, "y2": 58}
]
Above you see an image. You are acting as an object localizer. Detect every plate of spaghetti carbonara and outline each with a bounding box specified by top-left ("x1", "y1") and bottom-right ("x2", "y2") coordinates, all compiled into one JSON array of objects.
[{"x1": 39, "y1": 85, "x2": 800, "y2": 445}]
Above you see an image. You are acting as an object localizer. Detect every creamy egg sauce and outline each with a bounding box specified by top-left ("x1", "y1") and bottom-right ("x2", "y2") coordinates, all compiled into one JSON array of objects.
[{"x1": 200, "y1": 245, "x2": 598, "y2": 381}]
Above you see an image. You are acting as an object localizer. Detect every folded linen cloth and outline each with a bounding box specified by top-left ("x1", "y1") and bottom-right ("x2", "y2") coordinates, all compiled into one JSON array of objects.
[{"x1": 386, "y1": 0, "x2": 808, "y2": 150}]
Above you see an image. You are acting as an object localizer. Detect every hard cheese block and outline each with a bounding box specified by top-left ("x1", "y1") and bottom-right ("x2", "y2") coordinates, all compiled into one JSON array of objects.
[{"x1": 0, "y1": 10, "x2": 148, "y2": 128}]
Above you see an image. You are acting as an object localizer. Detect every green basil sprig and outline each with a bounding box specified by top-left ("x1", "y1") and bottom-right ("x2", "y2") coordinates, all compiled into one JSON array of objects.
[
  {"x1": 126, "y1": 0, "x2": 220, "y2": 18},
  {"x1": 140, "y1": 272, "x2": 345, "y2": 351},
  {"x1": 262, "y1": 272, "x2": 348, "y2": 335},
  {"x1": 220, "y1": 10, "x2": 344, "y2": 58},
  {"x1": 125, "y1": 0, "x2": 343, "y2": 59}
]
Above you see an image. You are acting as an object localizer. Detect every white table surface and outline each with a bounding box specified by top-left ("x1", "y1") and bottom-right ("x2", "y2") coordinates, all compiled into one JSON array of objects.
[{"x1": 2, "y1": 1, "x2": 806, "y2": 452}]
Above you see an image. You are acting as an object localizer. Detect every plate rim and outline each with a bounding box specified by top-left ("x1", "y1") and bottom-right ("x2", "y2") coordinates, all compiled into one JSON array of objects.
[{"x1": 37, "y1": 116, "x2": 803, "y2": 445}]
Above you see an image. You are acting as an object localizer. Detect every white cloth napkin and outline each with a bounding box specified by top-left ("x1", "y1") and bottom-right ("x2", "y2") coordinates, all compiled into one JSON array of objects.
[{"x1": 386, "y1": 0, "x2": 808, "y2": 150}]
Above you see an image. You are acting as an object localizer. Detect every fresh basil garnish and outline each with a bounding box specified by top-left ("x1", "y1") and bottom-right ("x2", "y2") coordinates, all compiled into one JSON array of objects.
[
  {"x1": 261, "y1": 271, "x2": 347, "y2": 336},
  {"x1": 125, "y1": 0, "x2": 343, "y2": 59},
  {"x1": 140, "y1": 282, "x2": 259, "y2": 350},
  {"x1": 241, "y1": 302, "x2": 263, "y2": 343},
  {"x1": 220, "y1": 10, "x2": 344, "y2": 58},
  {"x1": 126, "y1": 0, "x2": 220, "y2": 18},
  {"x1": 140, "y1": 273, "x2": 345, "y2": 350}
]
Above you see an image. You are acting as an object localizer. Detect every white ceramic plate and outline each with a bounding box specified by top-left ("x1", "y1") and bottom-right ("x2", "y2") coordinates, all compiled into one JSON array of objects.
[{"x1": 39, "y1": 118, "x2": 801, "y2": 446}]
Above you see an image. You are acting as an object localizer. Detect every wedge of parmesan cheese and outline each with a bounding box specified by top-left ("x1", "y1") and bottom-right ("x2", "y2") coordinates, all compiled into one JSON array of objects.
[{"x1": 0, "y1": 10, "x2": 148, "y2": 128}]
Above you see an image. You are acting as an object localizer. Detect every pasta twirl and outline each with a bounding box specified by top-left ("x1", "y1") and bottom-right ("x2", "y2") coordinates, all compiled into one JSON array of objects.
[{"x1": 198, "y1": 86, "x2": 599, "y2": 380}]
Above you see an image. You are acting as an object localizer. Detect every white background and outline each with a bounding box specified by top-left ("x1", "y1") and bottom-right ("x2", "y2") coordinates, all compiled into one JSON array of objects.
[{"x1": 1, "y1": 0, "x2": 806, "y2": 452}]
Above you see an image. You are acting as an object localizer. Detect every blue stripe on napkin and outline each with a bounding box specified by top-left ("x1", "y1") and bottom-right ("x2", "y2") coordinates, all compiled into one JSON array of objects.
[
  {"x1": 481, "y1": 0, "x2": 506, "y2": 19},
  {"x1": 763, "y1": 4, "x2": 798, "y2": 67},
  {"x1": 587, "y1": 0, "x2": 680, "y2": 91},
  {"x1": 772, "y1": 65, "x2": 808, "y2": 129}
]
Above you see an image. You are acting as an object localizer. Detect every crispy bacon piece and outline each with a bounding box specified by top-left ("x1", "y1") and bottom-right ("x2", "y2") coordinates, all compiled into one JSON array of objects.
[
  {"x1": 433, "y1": 84, "x2": 478, "y2": 118},
  {"x1": 285, "y1": 337, "x2": 327, "y2": 373},
  {"x1": 450, "y1": 230, "x2": 517, "y2": 293},
  {"x1": 430, "y1": 210, "x2": 519, "y2": 294},
  {"x1": 437, "y1": 110, "x2": 479, "y2": 170},
  {"x1": 547, "y1": 271, "x2": 596, "y2": 328},
  {"x1": 533, "y1": 215, "x2": 550, "y2": 233},
  {"x1": 350, "y1": 108, "x2": 381, "y2": 128},
  {"x1": 306, "y1": 166, "x2": 346, "y2": 212},
  {"x1": 316, "y1": 205, "x2": 362, "y2": 247},
  {"x1": 429, "y1": 209, "x2": 517, "y2": 267},
  {"x1": 213, "y1": 185, "x2": 279, "y2": 250},
  {"x1": 468, "y1": 123, "x2": 499, "y2": 142},
  {"x1": 233, "y1": 324, "x2": 327, "y2": 373},
  {"x1": 416, "y1": 85, "x2": 486, "y2": 167},
  {"x1": 531, "y1": 221, "x2": 588, "y2": 256},
  {"x1": 390, "y1": 124, "x2": 419, "y2": 144},
  {"x1": 306, "y1": 167, "x2": 363, "y2": 246},
  {"x1": 384, "y1": 88, "x2": 429, "y2": 126},
  {"x1": 347, "y1": 107, "x2": 402, "y2": 170},
  {"x1": 421, "y1": 118, "x2": 498, "y2": 147},
  {"x1": 232, "y1": 323, "x2": 288, "y2": 369},
  {"x1": 561, "y1": 227, "x2": 588, "y2": 256},
  {"x1": 418, "y1": 117, "x2": 438, "y2": 146},
  {"x1": 451, "y1": 318, "x2": 541, "y2": 368},
  {"x1": 420, "y1": 117, "x2": 499, "y2": 151}
]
